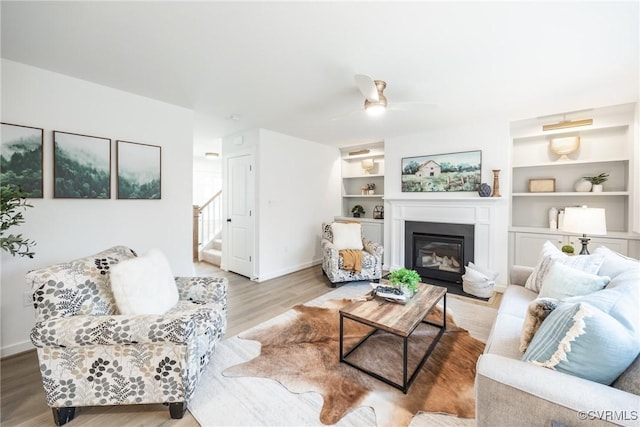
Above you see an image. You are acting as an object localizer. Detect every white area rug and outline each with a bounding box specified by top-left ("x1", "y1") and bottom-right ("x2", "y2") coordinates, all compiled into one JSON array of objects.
[{"x1": 189, "y1": 282, "x2": 497, "y2": 426}]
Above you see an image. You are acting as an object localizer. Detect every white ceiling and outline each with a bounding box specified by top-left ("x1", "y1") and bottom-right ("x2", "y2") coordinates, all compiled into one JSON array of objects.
[{"x1": 2, "y1": 1, "x2": 638, "y2": 157}]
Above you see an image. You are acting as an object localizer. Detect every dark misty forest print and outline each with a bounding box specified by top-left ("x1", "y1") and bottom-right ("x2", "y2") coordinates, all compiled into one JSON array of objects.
[
  {"x1": 54, "y1": 137, "x2": 110, "y2": 199},
  {"x1": 1, "y1": 126, "x2": 43, "y2": 198}
]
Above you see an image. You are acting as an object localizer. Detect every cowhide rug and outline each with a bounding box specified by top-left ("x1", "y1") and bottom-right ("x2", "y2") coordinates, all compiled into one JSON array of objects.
[{"x1": 223, "y1": 298, "x2": 485, "y2": 427}]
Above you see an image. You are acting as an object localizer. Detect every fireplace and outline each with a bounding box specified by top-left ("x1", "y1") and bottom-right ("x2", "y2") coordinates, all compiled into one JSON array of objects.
[{"x1": 404, "y1": 221, "x2": 474, "y2": 286}]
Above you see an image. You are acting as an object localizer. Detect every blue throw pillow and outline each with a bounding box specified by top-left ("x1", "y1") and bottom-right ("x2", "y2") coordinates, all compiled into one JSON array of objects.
[
  {"x1": 523, "y1": 302, "x2": 640, "y2": 385},
  {"x1": 538, "y1": 261, "x2": 610, "y2": 300}
]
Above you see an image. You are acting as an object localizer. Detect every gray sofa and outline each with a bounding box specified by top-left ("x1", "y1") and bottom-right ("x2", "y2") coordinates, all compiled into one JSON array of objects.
[{"x1": 476, "y1": 262, "x2": 640, "y2": 427}]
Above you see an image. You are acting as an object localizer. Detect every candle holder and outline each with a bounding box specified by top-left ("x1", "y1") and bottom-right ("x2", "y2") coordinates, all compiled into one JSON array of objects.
[{"x1": 491, "y1": 169, "x2": 501, "y2": 197}]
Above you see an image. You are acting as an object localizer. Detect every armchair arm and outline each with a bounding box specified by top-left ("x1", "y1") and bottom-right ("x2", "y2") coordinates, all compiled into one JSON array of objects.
[
  {"x1": 175, "y1": 276, "x2": 227, "y2": 304},
  {"x1": 321, "y1": 238, "x2": 339, "y2": 271},
  {"x1": 363, "y1": 239, "x2": 383, "y2": 258},
  {"x1": 31, "y1": 312, "x2": 196, "y2": 348},
  {"x1": 510, "y1": 265, "x2": 534, "y2": 287}
]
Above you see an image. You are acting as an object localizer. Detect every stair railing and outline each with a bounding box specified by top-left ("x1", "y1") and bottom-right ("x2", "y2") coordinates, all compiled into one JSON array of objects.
[{"x1": 193, "y1": 190, "x2": 222, "y2": 261}]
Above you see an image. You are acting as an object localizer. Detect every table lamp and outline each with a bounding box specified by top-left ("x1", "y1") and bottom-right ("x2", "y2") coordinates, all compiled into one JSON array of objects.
[{"x1": 561, "y1": 206, "x2": 607, "y2": 254}]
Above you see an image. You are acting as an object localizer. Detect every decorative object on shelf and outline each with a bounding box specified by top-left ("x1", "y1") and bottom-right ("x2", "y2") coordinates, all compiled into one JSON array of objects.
[
  {"x1": 491, "y1": 169, "x2": 501, "y2": 197},
  {"x1": 387, "y1": 267, "x2": 421, "y2": 299},
  {"x1": 361, "y1": 158, "x2": 374, "y2": 174},
  {"x1": 373, "y1": 205, "x2": 384, "y2": 219},
  {"x1": 561, "y1": 244, "x2": 574, "y2": 255},
  {"x1": 574, "y1": 178, "x2": 593, "y2": 192},
  {"x1": 367, "y1": 183, "x2": 376, "y2": 195},
  {"x1": 478, "y1": 182, "x2": 491, "y2": 197},
  {"x1": 351, "y1": 204, "x2": 365, "y2": 218},
  {"x1": 561, "y1": 205, "x2": 607, "y2": 255},
  {"x1": 528, "y1": 178, "x2": 556, "y2": 193},
  {"x1": 401, "y1": 150, "x2": 481, "y2": 193},
  {"x1": 548, "y1": 207, "x2": 558, "y2": 229},
  {"x1": 549, "y1": 136, "x2": 580, "y2": 160},
  {"x1": 558, "y1": 209, "x2": 565, "y2": 229},
  {"x1": 583, "y1": 173, "x2": 609, "y2": 193},
  {"x1": 1, "y1": 122, "x2": 44, "y2": 198},
  {"x1": 361, "y1": 185, "x2": 368, "y2": 195}
]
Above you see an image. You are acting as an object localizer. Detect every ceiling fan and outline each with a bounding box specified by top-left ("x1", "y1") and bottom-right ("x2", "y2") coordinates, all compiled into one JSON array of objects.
[{"x1": 332, "y1": 74, "x2": 435, "y2": 120}]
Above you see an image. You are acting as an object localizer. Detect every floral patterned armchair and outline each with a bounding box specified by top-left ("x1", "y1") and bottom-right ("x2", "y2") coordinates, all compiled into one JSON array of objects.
[
  {"x1": 27, "y1": 246, "x2": 227, "y2": 426},
  {"x1": 321, "y1": 222, "x2": 383, "y2": 286}
]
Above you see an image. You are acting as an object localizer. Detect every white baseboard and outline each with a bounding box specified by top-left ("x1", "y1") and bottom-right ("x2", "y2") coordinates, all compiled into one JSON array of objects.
[
  {"x1": 257, "y1": 259, "x2": 322, "y2": 283},
  {"x1": 2, "y1": 340, "x2": 34, "y2": 358}
]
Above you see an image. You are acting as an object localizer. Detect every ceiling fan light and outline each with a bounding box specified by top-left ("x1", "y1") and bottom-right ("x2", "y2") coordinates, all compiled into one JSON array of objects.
[{"x1": 365, "y1": 95, "x2": 387, "y2": 116}]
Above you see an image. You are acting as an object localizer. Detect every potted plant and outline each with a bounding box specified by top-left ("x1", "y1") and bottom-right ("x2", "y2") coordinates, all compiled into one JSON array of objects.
[
  {"x1": 388, "y1": 268, "x2": 421, "y2": 297},
  {"x1": 561, "y1": 244, "x2": 574, "y2": 255},
  {"x1": 583, "y1": 173, "x2": 609, "y2": 192},
  {"x1": 1, "y1": 184, "x2": 36, "y2": 258},
  {"x1": 351, "y1": 205, "x2": 365, "y2": 218}
]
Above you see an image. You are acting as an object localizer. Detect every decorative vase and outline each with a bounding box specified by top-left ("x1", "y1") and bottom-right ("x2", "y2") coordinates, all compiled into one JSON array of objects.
[
  {"x1": 353, "y1": 213, "x2": 361, "y2": 218},
  {"x1": 478, "y1": 183, "x2": 491, "y2": 197},
  {"x1": 574, "y1": 179, "x2": 592, "y2": 192},
  {"x1": 491, "y1": 170, "x2": 501, "y2": 197},
  {"x1": 548, "y1": 207, "x2": 558, "y2": 229},
  {"x1": 592, "y1": 184, "x2": 603, "y2": 192}
]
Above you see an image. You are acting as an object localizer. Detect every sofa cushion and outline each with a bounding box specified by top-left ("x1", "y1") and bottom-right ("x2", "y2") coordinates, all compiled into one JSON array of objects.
[
  {"x1": 523, "y1": 301, "x2": 640, "y2": 385},
  {"x1": 592, "y1": 246, "x2": 639, "y2": 279},
  {"x1": 538, "y1": 261, "x2": 610, "y2": 300},
  {"x1": 519, "y1": 297, "x2": 560, "y2": 353},
  {"x1": 612, "y1": 353, "x2": 640, "y2": 395},
  {"x1": 485, "y1": 312, "x2": 526, "y2": 359},
  {"x1": 524, "y1": 241, "x2": 604, "y2": 292},
  {"x1": 498, "y1": 285, "x2": 538, "y2": 318},
  {"x1": 331, "y1": 222, "x2": 364, "y2": 250},
  {"x1": 110, "y1": 249, "x2": 179, "y2": 315}
]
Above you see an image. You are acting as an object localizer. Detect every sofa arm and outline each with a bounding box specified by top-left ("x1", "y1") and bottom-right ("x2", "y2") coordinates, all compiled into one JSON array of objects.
[
  {"x1": 476, "y1": 354, "x2": 640, "y2": 427},
  {"x1": 31, "y1": 312, "x2": 197, "y2": 348},
  {"x1": 510, "y1": 265, "x2": 534, "y2": 287},
  {"x1": 321, "y1": 238, "x2": 339, "y2": 270},
  {"x1": 175, "y1": 276, "x2": 227, "y2": 304}
]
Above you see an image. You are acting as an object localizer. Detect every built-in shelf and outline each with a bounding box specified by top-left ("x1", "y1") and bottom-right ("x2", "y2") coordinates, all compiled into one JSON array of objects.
[
  {"x1": 512, "y1": 191, "x2": 629, "y2": 197},
  {"x1": 344, "y1": 194, "x2": 384, "y2": 198},
  {"x1": 343, "y1": 173, "x2": 384, "y2": 179},
  {"x1": 512, "y1": 158, "x2": 630, "y2": 168},
  {"x1": 509, "y1": 226, "x2": 640, "y2": 239}
]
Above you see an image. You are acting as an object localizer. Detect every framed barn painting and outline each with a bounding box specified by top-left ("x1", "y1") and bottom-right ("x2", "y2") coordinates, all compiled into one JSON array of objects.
[
  {"x1": 1, "y1": 122, "x2": 44, "y2": 198},
  {"x1": 116, "y1": 140, "x2": 161, "y2": 199},
  {"x1": 53, "y1": 131, "x2": 111, "y2": 199},
  {"x1": 401, "y1": 150, "x2": 482, "y2": 192}
]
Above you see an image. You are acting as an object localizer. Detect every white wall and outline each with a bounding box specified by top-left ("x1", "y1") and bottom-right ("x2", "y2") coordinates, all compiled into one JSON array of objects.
[
  {"x1": 1, "y1": 60, "x2": 195, "y2": 356},
  {"x1": 383, "y1": 118, "x2": 510, "y2": 283},
  {"x1": 221, "y1": 128, "x2": 341, "y2": 282},
  {"x1": 257, "y1": 129, "x2": 341, "y2": 281}
]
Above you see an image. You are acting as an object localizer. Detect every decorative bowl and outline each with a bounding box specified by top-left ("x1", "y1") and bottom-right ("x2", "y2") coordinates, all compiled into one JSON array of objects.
[{"x1": 549, "y1": 136, "x2": 580, "y2": 160}]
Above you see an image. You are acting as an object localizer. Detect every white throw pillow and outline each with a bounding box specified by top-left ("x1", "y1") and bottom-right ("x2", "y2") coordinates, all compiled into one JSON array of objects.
[
  {"x1": 331, "y1": 222, "x2": 363, "y2": 250},
  {"x1": 110, "y1": 249, "x2": 179, "y2": 315},
  {"x1": 524, "y1": 241, "x2": 604, "y2": 292},
  {"x1": 592, "y1": 246, "x2": 639, "y2": 279}
]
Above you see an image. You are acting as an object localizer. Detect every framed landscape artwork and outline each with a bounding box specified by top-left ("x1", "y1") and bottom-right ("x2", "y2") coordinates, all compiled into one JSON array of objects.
[
  {"x1": 116, "y1": 140, "x2": 161, "y2": 199},
  {"x1": 1, "y1": 122, "x2": 44, "y2": 198},
  {"x1": 401, "y1": 150, "x2": 482, "y2": 192},
  {"x1": 53, "y1": 131, "x2": 111, "y2": 199}
]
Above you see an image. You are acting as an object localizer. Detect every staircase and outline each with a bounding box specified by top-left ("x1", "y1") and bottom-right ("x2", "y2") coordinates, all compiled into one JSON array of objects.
[
  {"x1": 193, "y1": 190, "x2": 223, "y2": 266},
  {"x1": 201, "y1": 235, "x2": 222, "y2": 266}
]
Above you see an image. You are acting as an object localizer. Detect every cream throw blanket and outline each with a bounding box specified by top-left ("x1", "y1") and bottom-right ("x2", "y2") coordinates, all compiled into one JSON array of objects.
[{"x1": 339, "y1": 249, "x2": 362, "y2": 273}]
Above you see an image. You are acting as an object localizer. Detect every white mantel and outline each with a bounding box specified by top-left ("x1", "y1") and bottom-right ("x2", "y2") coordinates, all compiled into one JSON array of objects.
[{"x1": 384, "y1": 196, "x2": 508, "y2": 292}]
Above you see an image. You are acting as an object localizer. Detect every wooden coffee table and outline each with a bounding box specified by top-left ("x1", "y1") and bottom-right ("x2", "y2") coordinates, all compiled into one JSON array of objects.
[{"x1": 339, "y1": 282, "x2": 447, "y2": 394}]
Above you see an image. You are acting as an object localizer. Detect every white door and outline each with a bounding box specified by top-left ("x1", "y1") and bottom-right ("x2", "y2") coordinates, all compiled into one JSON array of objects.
[{"x1": 226, "y1": 153, "x2": 255, "y2": 278}]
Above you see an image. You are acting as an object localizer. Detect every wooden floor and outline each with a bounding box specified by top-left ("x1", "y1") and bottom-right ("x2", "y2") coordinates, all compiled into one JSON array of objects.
[
  {"x1": 1, "y1": 263, "x2": 501, "y2": 426},
  {"x1": 0, "y1": 263, "x2": 337, "y2": 427}
]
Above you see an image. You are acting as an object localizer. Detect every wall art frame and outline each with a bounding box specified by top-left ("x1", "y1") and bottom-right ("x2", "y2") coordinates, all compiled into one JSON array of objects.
[
  {"x1": 1, "y1": 122, "x2": 44, "y2": 198},
  {"x1": 116, "y1": 140, "x2": 162, "y2": 200},
  {"x1": 53, "y1": 131, "x2": 111, "y2": 199},
  {"x1": 401, "y1": 150, "x2": 482, "y2": 193}
]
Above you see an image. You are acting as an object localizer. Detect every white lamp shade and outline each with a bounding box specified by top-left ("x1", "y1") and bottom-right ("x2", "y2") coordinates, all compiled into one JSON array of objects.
[{"x1": 561, "y1": 207, "x2": 607, "y2": 235}]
